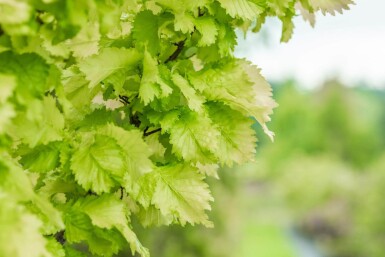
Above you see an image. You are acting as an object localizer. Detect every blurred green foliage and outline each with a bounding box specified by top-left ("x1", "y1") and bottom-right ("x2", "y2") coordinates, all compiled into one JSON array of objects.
[
  {"x1": 123, "y1": 80, "x2": 385, "y2": 257},
  {"x1": 255, "y1": 80, "x2": 385, "y2": 257}
]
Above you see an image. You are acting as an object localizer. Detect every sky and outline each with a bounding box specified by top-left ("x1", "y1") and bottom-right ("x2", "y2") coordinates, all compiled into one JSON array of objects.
[{"x1": 235, "y1": 0, "x2": 385, "y2": 89}]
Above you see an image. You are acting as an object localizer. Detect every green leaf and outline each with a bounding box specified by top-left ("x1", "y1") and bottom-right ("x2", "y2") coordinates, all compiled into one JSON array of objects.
[
  {"x1": 97, "y1": 124, "x2": 154, "y2": 191},
  {"x1": 0, "y1": 74, "x2": 16, "y2": 103},
  {"x1": 174, "y1": 12, "x2": 195, "y2": 33},
  {"x1": 66, "y1": 20, "x2": 100, "y2": 58},
  {"x1": 208, "y1": 103, "x2": 257, "y2": 166},
  {"x1": 171, "y1": 73, "x2": 204, "y2": 112},
  {"x1": 195, "y1": 17, "x2": 219, "y2": 46},
  {"x1": 19, "y1": 142, "x2": 61, "y2": 173},
  {"x1": 0, "y1": 0, "x2": 32, "y2": 24},
  {"x1": 0, "y1": 52, "x2": 50, "y2": 103},
  {"x1": 162, "y1": 109, "x2": 220, "y2": 162},
  {"x1": 139, "y1": 50, "x2": 173, "y2": 105},
  {"x1": 152, "y1": 164, "x2": 214, "y2": 226},
  {"x1": 309, "y1": 0, "x2": 354, "y2": 15},
  {"x1": 0, "y1": 155, "x2": 64, "y2": 234},
  {"x1": 72, "y1": 194, "x2": 127, "y2": 229},
  {"x1": 70, "y1": 134, "x2": 127, "y2": 194},
  {"x1": 9, "y1": 96, "x2": 65, "y2": 147},
  {"x1": 145, "y1": 133, "x2": 167, "y2": 163},
  {"x1": 189, "y1": 60, "x2": 277, "y2": 140},
  {"x1": 133, "y1": 11, "x2": 161, "y2": 55},
  {"x1": 280, "y1": 15, "x2": 295, "y2": 43},
  {"x1": 64, "y1": 211, "x2": 125, "y2": 257},
  {"x1": 137, "y1": 205, "x2": 173, "y2": 227},
  {"x1": 45, "y1": 238, "x2": 65, "y2": 257},
  {"x1": 267, "y1": 0, "x2": 293, "y2": 16},
  {"x1": 69, "y1": 195, "x2": 150, "y2": 257},
  {"x1": 0, "y1": 193, "x2": 50, "y2": 257},
  {"x1": 217, "y1": 0, "x2": 263, "y2": 20},
  {"x1": 78, "y1": 47, "x2": 141, "y2": 88},
  {"x1": 62, "y1": 67, "x2": 101, "y2": 112}
]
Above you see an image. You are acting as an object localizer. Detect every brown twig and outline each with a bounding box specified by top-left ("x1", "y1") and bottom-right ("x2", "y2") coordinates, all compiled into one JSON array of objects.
[{"x1": 165, "y1": 39, "x2": 186, "y2": 63}]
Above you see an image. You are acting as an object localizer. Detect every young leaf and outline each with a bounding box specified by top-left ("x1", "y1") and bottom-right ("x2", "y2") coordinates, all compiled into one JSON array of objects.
[
  {"x1": 152, "y1": 164, "x2": 214, "y2": 226},
  {"x1": 208, "y1": 103, "x2": 257, "y2": 166},
  {"x1": 78, "y1": 48, "x2": 141, "y2": 88},
  {"x1": 162, "y1": 109, "x2": 220, "y2": 162},
  {"x1": 70, "y1": 134, "x2": 127, "y2": 194},
  {"x1": 217, "y1": 0, "x2": 263, "y2": 20}
]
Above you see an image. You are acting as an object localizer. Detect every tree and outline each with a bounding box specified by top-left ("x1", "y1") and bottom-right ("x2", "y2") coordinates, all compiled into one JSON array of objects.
[{"x1": 0, "y1": 0, "x2": 353, "y2": 256}]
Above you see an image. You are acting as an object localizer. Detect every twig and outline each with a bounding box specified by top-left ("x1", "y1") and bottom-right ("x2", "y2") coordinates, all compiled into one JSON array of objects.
[
  {"x1": 54, "y1": 230, "x2": 66, "y2": 245},
  {"x1": 119, "y1": 95, "x2": 130, "y2": 105},
  {"x1": 120, "y1": 187, "x2": 124, "y2": 200},
  {"x1": 143, "y1": 128, "x2": 161, "y2": 137},
  {"x1": 165, "y1": 39, "x2": 186, "y2": 63}
]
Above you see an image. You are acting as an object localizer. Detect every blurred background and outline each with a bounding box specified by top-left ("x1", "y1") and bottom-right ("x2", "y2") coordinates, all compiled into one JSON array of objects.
[{"x1": 127, "y1": 0, "x2": 385, "y2": 256}]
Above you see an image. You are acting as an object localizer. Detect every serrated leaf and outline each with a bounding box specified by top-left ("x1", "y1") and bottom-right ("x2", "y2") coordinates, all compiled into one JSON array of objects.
[
  {"x1": 208, "y1": 103, "x2": 257, "y2": 166},
  {"x1": 189, "y1": 60, "x2": 277, "y2": 140},
  {"x1": 145, "y1": 133, "x2": 166, "y2": 162},
  {"x1": 174, "y1": 12, "x2": 195, "y2": 33},
  {"x1": 137, "y1": 205, "x2": 173, "y2": 227},
  {"x1": 62, "y1": 67, "x2": 101, "y2": 111},
  {"x1": 66, "y1": 21, "x2": 100, "y2": 58},
  {"x1": 0, "y1": 193, "x2": 50, "y2": 257},
  {"x1": 0, "y1": 155, "x2": 64, "y2": 235},
  {"x1": 139, "y1": 51, "x2": 172, "y2": 105},
  {"x1": 217, "y1": 0, "x2": 263, "y2": 20},
  {"x1": 70, "y1": 134, "x2": 127, "y2": 194},
  {"x1": 152, "y1": 164, "x2": 213, "y2": 226},
  {"x1": 19, "y1": 143, "x2": 60, "y2": 173},
  {"x1": 0, "y1": 52, "x2": 49, "y2": 103},
  {"x1": 97, "y1": 124, "x2": 154, "y2": 191},
  {"x1": 70, "y1": 195, "x2": 149, "y2": 257},
  {"x1": 64, "y1": 211, "x2": 125, "y2": 257},
  {"x1": 78, "y1": 47, "x2": 141, "y2": 88},
  {"x1": 309, "y1": 0, "x2": 354, "y2": 15},
  {"x1": 171, "y1": 73, "x2": 204, "y2": 112},
  {"x1": 133, "y1": 11, "x2": 161, "y2": 55},
  {"x1": 73, "y1": 194, "x2": 127, "y2": 229},
  {"x1": 267, "y1": 0, "x2": 293, "y2": 16},
  {"x1": 162, "y1": 109, "x2": 219, "y2": 162},
  {"x1": 195, "y1": 17, "x2": 218, "y2": 46},
  {"x1": 9, "y1": 96, "x2": 65, "y2": 147},
  {"x1": 280, "y1": 15, "x2": 295, "y2": 42},
  {"x1": 296, "y1": 1, "x2": 316, "y2": 27}
]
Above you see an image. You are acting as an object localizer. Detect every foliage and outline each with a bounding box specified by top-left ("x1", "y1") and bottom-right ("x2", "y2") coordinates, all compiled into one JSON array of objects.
[
  {"x1": 0, "y1": 1, "x2": 352, "y2": 256},
  {"x1": 254, "y1": 82, "x2": 385, "y2": 257}
]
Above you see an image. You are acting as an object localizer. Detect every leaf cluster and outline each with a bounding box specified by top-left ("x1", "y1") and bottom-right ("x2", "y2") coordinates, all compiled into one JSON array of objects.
[{"x1": 0, "y1": 0, "x2": 352, "y2": 256}]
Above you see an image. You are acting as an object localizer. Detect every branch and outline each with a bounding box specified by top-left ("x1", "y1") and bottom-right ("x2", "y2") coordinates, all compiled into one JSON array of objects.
[
  {"x1": 143, "y1": 128, "x2": 161, "y2": 137},
  {"x1": 198, "y1": 7, "x2": 205, "y2": 17},
  {"x1": 120, "y1": 187, "x2": 124, "y2": 200},
  {"x1": 165, "y1": 39, "x2": 186, "y2": 63},
  {"x1": 54, "y1": 230, "x2": 66, "y2": 245},
  {"x1": 119, "y1": 95, "x2": 130, "y2": 105},
  {"x1": 130, "y1": 114, "x2": 141, "y2": 128}
]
